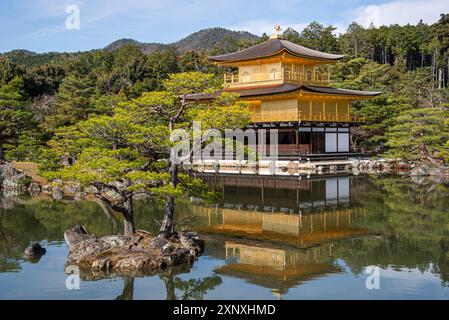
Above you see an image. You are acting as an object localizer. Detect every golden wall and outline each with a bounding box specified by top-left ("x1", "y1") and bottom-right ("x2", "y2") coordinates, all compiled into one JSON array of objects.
[{"x1": 252, "y1": 98, "x2": 351, "y2": 123}]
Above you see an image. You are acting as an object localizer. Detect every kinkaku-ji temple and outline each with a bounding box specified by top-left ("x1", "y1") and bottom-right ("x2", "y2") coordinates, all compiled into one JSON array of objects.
[
  {"x1": 187, "y1": 29, "x2": 381, "y2": 160},
  {"x1": 192, "y1": 175, "x2": 370, "y2": 297}
]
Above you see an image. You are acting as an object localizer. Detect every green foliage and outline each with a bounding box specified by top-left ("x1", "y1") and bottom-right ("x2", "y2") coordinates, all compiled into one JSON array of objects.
[
  {"x1": 382, "y1": 68, "x2": 449, "y2": 162},
  {"x1": 23, "y1": 63, "x2": 66, "y2": 96},
  {"x1": 5, "y1": 129, "x2": 45, "y2": 161},
  {"x1": 2, "y1": 50, "x2": 66, "y2": 68},
  {"x1": 162, "y1": 72, "x2": 217, "y2": 95},
  {"x1": 0, "y1": 77, "x2": 33, "y2": 159},
  {"x1": 186, "y1": 92, "x2": 252, "y2": 131},
  {"x1": 45, "y1": 147, "x2": 146, "y2": 184},
  {"x1": 44, "y1": 75, "x2": 96, "y2": 131},
  {"x1": 16, "y1": 176, "x2": 33, "y2": 186},
  {"x1": 385, "y1": 107, "x2": 449, "y2": 162},
  {"x1": 0, "y1": 57, "x2": 24, "y2": 85},
  {"x1": 283, "y1": 22, "x2": 339, "y2": 53},
  {"x1": 38, "y1": 72, "x2": 252, "y2": 236}
]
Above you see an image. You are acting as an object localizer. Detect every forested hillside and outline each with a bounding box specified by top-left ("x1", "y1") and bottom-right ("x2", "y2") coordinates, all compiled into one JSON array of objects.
[{"x1": 0, "y1": 16, "x2": 448, "y2": 166}]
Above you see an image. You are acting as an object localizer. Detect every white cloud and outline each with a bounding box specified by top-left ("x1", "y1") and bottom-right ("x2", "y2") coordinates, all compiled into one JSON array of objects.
[
  {"x1": 332, "y1": 23, "x2": 347, "y2": 35},
  {"x1": 350, "y1": 0, "x2": 449, "y2": 28}
]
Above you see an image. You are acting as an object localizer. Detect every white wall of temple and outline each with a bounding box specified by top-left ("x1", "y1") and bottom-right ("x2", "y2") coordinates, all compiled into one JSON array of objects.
[{"x1": 325, "y1": 132, "x2": 349, "y2": 152}]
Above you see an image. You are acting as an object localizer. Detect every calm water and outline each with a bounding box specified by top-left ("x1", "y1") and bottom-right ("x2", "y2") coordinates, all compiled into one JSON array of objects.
[{"x1": 1, "y1": 175, "x2": 449, "y2": 300}]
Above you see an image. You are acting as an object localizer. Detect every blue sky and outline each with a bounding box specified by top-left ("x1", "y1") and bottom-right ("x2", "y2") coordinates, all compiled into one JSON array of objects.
[{"x1": 1, "y1": 0, "x2": 448, "y2": 53}]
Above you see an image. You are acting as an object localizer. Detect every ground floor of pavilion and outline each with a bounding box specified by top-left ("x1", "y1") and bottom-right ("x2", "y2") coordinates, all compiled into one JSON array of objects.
[{"x1": 246, "y1": 122, "x2": 359, "y2": 160}]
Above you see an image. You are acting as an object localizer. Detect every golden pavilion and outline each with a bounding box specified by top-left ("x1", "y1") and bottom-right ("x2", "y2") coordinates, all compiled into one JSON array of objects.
[{"x1": 187, "y1": 31, "x2": 381, "y2": 159}]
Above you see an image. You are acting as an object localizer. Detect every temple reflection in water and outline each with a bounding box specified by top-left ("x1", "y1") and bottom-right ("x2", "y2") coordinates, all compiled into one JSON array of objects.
[{"x1": 192, "y1": 174, "x2": 369, "y2": 297}]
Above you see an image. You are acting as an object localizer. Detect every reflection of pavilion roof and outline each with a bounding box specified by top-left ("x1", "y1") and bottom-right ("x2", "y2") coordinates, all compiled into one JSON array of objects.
[{"x1": 214, "y1": 241, "x2": 341, "y2": 294}]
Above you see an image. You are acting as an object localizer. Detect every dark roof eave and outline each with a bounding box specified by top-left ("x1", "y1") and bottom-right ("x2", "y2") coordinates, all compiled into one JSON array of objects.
[
  {"x1": 303, "y1": 85, "x2": 383, "y2": 97},
  {"x1": 185, "y1": 84, "x2": 383, "y2": 101}
]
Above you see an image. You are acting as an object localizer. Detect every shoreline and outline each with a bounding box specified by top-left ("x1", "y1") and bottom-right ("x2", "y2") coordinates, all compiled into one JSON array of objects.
[{"x1": 2, "y1": 159, "x2": 449, "y2": 196}]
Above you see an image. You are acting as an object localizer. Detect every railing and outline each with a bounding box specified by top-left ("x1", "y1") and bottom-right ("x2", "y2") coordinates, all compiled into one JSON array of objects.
[
  {"x1": 247, "y1": 144, "x2": 311, "y2": 156},
  {"x1": 224, "y1": 70, "x2": 329, "y2": 85},
  {"x1": 251, "y1": 112, "x2": 366, "y2": 123}
]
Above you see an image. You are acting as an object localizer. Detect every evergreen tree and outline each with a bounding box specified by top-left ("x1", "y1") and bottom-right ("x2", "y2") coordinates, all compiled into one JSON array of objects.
[
  {"x1": 300, "y1": 22, "x2": 339, "y2": 53},
  {"x1": 44, "y1": 76, "x2": 95, "y2": 131},
  {"x1": 0, "y1": 77, "x2": 31, "y2": 161},
  {"x1": 385, "y1": 107, "x2": 449, "y2": 163}
]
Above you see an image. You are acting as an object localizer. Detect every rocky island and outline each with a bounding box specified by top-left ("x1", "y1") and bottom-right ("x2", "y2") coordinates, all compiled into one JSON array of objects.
[{"x1": 64, "y1": 225, "x2": 204, "y2": 274}]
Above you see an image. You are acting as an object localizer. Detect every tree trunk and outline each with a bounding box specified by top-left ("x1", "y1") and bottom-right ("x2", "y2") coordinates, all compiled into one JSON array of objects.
[
  {"x1": 420, "y1": 144, "x2": 442, "y2": 167},
  {"x1": 123, "y1": 196, "x2": 135, "y2": 236},
  {"x1": 0, "y1": 144, "x2": 4, "y2": 163},
  {"x1": 446, "y1": 56, "x2": 449, "y2": 88},
  {"x1": 432, "y1": 51, "x2": 435, "y2": 82},
  {"x1": 438, "y1": 68, "x2": 443, "y2": 89},
  {"x1": 159, "y1": 162, "x2": 179, "y2": 237},
  {"x1": 0, "y1": 206, "x2": 3, "y2": 235}
]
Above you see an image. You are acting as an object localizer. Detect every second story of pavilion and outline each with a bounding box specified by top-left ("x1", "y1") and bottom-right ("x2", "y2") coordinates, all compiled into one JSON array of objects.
[{"x1": 210, "y1": 34, "x2": 344, "y2": 89}]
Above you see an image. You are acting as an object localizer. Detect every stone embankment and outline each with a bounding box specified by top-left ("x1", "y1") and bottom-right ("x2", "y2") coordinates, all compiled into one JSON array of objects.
[{"x1": 190, "y1": 158, "x2": 449, "y2": 178}]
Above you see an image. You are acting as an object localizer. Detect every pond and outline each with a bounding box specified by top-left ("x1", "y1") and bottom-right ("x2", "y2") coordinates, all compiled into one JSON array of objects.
[{"x1": 1, "y1": 174, "x2": 449, "y2": 300}]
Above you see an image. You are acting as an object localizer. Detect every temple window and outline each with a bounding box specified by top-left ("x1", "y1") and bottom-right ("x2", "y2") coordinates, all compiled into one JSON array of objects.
[
  {"x1": 284, "y1": 67, "x2": 291, "y2": 79},
  {"x1": 306, "y1": 70, "x2": 313, "y2": 81},
  {"x1": 278, "y1": 132, "x2": 296, "y2": 145}
]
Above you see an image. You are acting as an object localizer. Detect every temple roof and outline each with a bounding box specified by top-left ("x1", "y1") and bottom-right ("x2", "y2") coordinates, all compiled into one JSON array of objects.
[
  {"x1": 209, "y1": 38, "x2": 345, "y2": 63},
  {"x1": 185, "y1": 83, "x2": 382, "y2": 101},
  {"x1": 301, "y1": 85, "x2": 383, "y2": 96}
]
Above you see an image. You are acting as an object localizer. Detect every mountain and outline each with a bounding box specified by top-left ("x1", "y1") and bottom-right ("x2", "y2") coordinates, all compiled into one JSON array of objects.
[
  {"x1": 1, "y1": 49, "x2": 66, "y2": 68},
  {"x1": 1, "y1": 27, "x2": 259, "y2": 67},
  {"x1": 3, "y1": 49, "x2": 37, "y2": 57},
  {"x1": 105, "y1": 27, "x2": 259, "y2": 53},
  {"x1": 173, "y1": 28, "x2": 258, "y2": 52},
  {"x1": 104, "y1": 38, "x2": 165, "y2": 54}
]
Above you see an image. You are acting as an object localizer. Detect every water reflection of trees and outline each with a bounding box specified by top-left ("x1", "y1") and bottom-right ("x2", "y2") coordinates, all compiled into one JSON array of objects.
[
  {"x1": 115, "y1": 277, "x2": 135, "y2": 300},
  {"x1": 112, "y1": 274, "x2": 222, "y2": 300},
  {"x1": 335, "y1": 177, "x2": 449, "y2": 285},
  {"x1": 0, "y1": 193, "x2": 47, "y2": 272},
  {"x1": 0, "y1": 194, "x2": 121, "y2": 272},
  {"x1": 160, "y1": 273, "x2": 222, "y2": 300},
  {"x1": 0, "y1": 193, "x2": 198, "y2": 274}
]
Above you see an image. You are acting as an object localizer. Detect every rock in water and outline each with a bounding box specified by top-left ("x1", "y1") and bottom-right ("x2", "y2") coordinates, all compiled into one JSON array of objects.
[
  {"x1": 24, "y1": 243, "x2": 46, "y2": 258},
  {"x1": 63, "y1": 225, "x2": 204, "y2": 275}
]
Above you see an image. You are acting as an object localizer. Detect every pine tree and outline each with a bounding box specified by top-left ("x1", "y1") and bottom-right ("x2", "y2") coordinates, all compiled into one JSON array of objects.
[
  {"x1": 44, "y1": 76, "x2": 95, "y2": 131},
  {"x1": 0, "y1": 77, "x2": 31, "y2": 161},
  {"x1": 385, "y1": 107, "x2": 449, "y2": 163}
]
